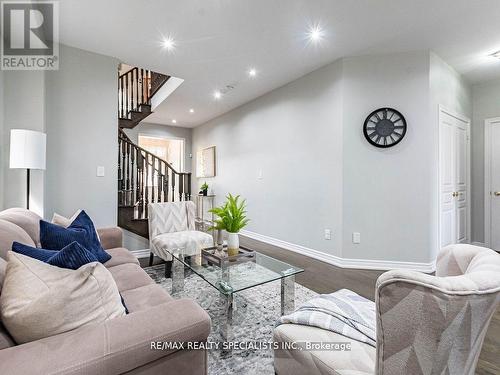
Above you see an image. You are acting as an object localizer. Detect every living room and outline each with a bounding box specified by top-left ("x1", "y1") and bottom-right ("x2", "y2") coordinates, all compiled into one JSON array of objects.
[{"x1": 0, "y1": 1, "x2": 499, "y2": 374}]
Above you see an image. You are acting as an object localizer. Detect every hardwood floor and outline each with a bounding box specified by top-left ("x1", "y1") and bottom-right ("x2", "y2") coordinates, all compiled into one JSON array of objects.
[
  {"x1": 142, "y1": 237, "x2": 500, "y2": 374},
  {"x1": 240, "y1": 237, "x2": 500, "y2": 374}
]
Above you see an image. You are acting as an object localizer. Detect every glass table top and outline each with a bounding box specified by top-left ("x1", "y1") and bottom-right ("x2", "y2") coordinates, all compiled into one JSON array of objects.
[{"x1": 168, "y1": 247, "x2": 303, "y2": 295}]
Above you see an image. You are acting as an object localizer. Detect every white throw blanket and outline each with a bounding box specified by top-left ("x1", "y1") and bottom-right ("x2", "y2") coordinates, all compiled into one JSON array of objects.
[{"x1": 277, "y1": 289, "x2": 376, "y2": 347}]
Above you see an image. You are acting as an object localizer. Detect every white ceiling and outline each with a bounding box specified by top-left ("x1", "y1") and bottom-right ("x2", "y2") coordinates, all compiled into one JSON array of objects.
[{"x1": 59, "y1": 0, "x2": 500, "y2": 128}]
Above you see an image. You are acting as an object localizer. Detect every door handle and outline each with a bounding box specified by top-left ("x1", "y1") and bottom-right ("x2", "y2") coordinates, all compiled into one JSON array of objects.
[{"x1": 494, "y1": 191, "x2": 500, "y2": 196}]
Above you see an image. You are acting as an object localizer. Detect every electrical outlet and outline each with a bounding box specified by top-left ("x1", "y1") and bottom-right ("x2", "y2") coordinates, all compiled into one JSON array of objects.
[
  {"x1": 324, "y1": 229, "x2": 331, "y2": 240},
  {"x1": 352, "y1": 232, "x2": 361, "y2": 244}
]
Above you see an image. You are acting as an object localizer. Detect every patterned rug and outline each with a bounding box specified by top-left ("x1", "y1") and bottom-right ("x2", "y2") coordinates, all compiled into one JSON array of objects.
[{"x1": 145, "y1": 265, "x2": 317, "y2": 375}]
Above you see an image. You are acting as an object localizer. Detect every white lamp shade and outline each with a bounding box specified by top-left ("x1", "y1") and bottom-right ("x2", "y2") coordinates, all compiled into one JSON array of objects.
[{"x1": 9, "y1": 129, "x2": 46, "y2": 170}]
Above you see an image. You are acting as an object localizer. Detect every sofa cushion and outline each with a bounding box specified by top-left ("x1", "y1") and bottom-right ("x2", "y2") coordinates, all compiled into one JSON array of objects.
[
  {"x1": 108, "y1": 263, "x2": 154, "y2": 292},
  {"x1": 0, "y1": 219, "x2": 35, "y2": 260},
  {"x1": 0, "y1": 323, "x2": 15, "y2": 350},
  {"x1": 0, "y1": 252, "x2": 125, "y2": 344},
  {"x1": 0, "y1": 258, "x2": 6, "y2": 293},
  {"x1": 40, "y1": 211, "x2": 111, "y2": 263},
  {"x1": 120, "y1": 284, "x2": 173, "y2": 313},
  {"x1": 0, "y1": 209, "x2": 41, "y2": 247},
  {"x1": 104, "y1": 247, "x2": 140, "y2": 268},
  {"x1": 274, "y1": 323, "x2": 375, "y2": 375}
]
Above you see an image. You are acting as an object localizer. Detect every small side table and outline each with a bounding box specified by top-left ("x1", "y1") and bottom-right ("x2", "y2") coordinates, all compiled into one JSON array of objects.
[{"x1": 195, "y1": 194, "x2": 215, "y2": 232}]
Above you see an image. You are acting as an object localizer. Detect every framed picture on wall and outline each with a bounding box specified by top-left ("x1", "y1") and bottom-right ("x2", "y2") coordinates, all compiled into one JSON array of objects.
[{"x1": 196, "y1": 146, "x2": 216, "y2": 177}]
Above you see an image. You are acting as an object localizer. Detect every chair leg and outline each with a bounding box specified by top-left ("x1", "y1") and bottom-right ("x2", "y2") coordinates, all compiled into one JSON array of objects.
[
  {"x1": 164, "y1": 261, "x2": 172, "y2": 278},
  {"x1": 148, "y1": 252, "x2": 154, "y2": 267}
]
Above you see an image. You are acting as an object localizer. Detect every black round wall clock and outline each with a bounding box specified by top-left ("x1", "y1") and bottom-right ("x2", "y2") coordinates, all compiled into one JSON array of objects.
[{"x1": 363, "y1": 108, "x2": 407, "y2": 148}]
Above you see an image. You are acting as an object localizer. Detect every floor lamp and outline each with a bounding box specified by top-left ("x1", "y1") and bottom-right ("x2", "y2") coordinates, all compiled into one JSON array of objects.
[{"x1": 9, "y1": 129, "x2": 47, "y2": 210}]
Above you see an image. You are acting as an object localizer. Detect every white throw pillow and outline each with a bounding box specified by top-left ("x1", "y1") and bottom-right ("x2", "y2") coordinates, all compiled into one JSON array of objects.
[
  {"x1": 0, "y1": 252, "x2": 125, "y2": 344},
  {"x1": 51, "y1": 209, "x2": 82, "y2": 227}
]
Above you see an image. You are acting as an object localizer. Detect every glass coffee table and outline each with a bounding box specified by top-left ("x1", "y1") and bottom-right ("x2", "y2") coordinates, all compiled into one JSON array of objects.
[{"x1": 165, "y1": 246, "x2": 303, "y2": 340}]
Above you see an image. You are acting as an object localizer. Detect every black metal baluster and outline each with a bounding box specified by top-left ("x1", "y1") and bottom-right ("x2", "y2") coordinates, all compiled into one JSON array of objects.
[
  {"x1": 140, "y1": 68, "x2": 144, "y2": 105},
  {"x1": 171, "y1": 172, "x2": 176, "y2": 202},
  {"x1": 187, "y1": 173, "x2": 191, "y2": 201},
  {"x1": 163, "y1": 164, "x2": 169, "y2": 202},
  {"x1": 179, "y1": 173, "x2": 184, "y2": 201},
  {"x1": 145, "y1": 153, "x2": 149, "y2": 216},
  {"x1": 130, "y1": 69, "x2": 135, "y2": 110},
  {"x1": 130, "y1": 145, "x2": 135, "y2": 205}
]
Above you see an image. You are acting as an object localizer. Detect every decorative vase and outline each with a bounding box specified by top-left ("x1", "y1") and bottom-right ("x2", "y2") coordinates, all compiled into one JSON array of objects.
[
  {"x1": 202, "y1": 190, "x2": 208, "y2": 196},
  {"x1": 227, "y1": 232, "x2": 239, "y2": 256}
]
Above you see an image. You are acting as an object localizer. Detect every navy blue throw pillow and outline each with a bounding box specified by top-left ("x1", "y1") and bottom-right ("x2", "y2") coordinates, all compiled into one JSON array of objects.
[
  {"x1": 47, "y1": 241, "x2": 99, "y2": 270},
  {"x1": 13, "y1": 241, "x2": 98, "y2": 270},
  {"x1": 12, "y1": 241, "x2": 57, "y2": 262},
  {"x1": 40, "y1": 211, "x2": 111, "y2": 263}
]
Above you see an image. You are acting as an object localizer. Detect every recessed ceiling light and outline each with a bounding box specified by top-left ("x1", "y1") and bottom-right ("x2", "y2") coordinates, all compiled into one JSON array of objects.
[
  {"x1": 213, "y1": 90, "x2": 222, "y2": 100},
  {"x1": 189, "y1": 108, "x2": 195, "y2": 113},
  {"x1": 491, "y1": 50, "x2": 500, "y2": 59},
  {"x1": 172, "y1": 119, "x2": 177, "y2": 124},
  {"x1": 162, "y1": 36, "x2": 175, "y2": 51},
  {"x1": 248, "y1": 68, "x2": 257, "y2": 77},
  {"x1": 307, "y1": 24, "x2": 324, "y2": 43}
]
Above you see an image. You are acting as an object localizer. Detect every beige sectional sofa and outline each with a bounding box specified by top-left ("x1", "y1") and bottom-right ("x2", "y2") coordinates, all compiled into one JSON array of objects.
[{"x1": 0, "y1": 208, "x2": 211, "y2": 375}]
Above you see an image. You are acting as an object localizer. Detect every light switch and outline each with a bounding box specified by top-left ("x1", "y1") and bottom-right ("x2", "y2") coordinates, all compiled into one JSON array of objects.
[
  {"x1": 96, "y1": 166, "x2": 105, "y2": 177},
  {"x1": 258, "y1": 169, "x2": 263, "y2": 180},
  {"x1": 324, "y1": 229, "x2": 331, "y2": 240},
  {"x1": 352, "y1": 232, "x2": 361, "y2": 244}
]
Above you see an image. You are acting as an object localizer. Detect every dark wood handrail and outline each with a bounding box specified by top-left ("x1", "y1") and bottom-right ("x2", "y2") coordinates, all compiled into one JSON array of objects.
[
  {"x1": 119, "y1": 67, "x2": 138, "y2": 79},
  {"x1": 118, "y1": 129, "x2": 185, "y2": 176}
]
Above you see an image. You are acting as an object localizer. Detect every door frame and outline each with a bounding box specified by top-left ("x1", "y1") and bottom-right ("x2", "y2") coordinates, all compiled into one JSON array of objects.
[
  {"x1": 138, "y1": 133, "x2": 186, "y2": 172},
  {"x1": 484, "y1": 117, "x2": 500, "y2": 248},
  {"x1": 438, "y1": 106, "x2": 471, "y2": 249}
]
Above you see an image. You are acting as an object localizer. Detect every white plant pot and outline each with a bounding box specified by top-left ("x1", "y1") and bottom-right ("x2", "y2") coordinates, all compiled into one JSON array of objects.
[{"x1": 227, "y1": 232, "x2": 239, "y2": 256}]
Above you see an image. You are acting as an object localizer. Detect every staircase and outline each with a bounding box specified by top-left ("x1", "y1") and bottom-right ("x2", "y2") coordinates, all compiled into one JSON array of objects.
[
  {"x1": 118, "y1": 67, "x2": 170, "y2": 128},
  {"x1": 117, "y1": 67, "x2": 191, "y2": 238}
]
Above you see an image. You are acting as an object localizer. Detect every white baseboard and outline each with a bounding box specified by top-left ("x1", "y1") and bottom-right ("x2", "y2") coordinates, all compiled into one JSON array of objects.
[
  {"x1": 239, "y1": 230, "x2": 436, "y2": 273},
  {"x1": 131, "y1": 249, "x2": 151, "y2": 259}
]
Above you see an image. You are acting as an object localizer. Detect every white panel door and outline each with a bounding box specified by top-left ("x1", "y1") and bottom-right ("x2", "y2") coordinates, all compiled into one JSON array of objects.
[
  {"x1": 440, "y1": 110, "x2": 470, "y2": 248},
  {"x1": 489, "y1": 120, "x2": 500, "y2": 250}
]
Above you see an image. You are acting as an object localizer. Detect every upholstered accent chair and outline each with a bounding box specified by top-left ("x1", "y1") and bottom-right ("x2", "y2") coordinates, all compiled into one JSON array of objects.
[
  {"x1": 148, "y1": 202, "x2": 213, "y2": 275},
  {"x1": 273, "y1": 244, "x2": 500, "y2": 375}
]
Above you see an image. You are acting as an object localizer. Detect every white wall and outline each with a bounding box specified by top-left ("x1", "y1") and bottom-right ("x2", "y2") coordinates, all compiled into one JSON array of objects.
[
  {"x1": 193, "y1": 60, "x2": 344, "y2": 257},
  {"x1": 471, "y1": 78, "x2": 500, "y2": 243},
  {"x1": 1, "y1": 71, "x2": 46, "y2": 216},
  {"x1": 341, "y1": 52, "x2": 434, "y2": 263},
  {"x1": 124, "y1": 122, "x2": 193, "y2": 173},
  {"x1": 44, "y1": 45, "x2": 119, "y2": 227}
]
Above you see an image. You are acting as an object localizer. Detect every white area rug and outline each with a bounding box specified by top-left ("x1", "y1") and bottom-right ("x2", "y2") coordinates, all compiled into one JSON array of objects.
[{"x1": 145, "y1": 265, "x2": 317, "y2": 375}]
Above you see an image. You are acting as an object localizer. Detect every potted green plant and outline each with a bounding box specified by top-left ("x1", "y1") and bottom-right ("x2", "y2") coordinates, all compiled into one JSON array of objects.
[
  {"x1": 199, "y1": 182, "x2": 209, "y2": 196},
  {"x1": 209, "y1": 194, "x2": 249, "y2": 256}
]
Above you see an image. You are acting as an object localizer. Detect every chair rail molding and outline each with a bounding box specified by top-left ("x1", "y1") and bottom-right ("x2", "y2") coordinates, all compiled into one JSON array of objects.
[{"x1": 240, "y1": 230, "x2": 436, "y2": 273}]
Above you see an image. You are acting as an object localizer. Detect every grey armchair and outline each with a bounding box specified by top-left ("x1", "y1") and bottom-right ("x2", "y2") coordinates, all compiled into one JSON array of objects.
[{"x1": 274, "y1": 244, "x2": 500, "y2": 375}]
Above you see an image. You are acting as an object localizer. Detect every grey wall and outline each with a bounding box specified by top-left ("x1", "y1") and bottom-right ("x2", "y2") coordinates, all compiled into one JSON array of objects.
[
  {"x1": 193, "y1": 60, "x2": 345, "y2": 257},
  {"x1": 44, "y1": 45, "x2": 119, "y2": 227},
  {"x1": 341, "y1": 52, "x2": 435, "y2": 263},
  {"x1": 1, "y1": 71, "x2": 46, "y2": 216},
  {"x1": 471, "y1": 78, "x2": 500, "y2": 243},
  {"x1": 193, "y1": 51, "x2": 472, "y2": 265},
  {"x1": 123, "y1": 122, "x2": 193, "y2": 173},
  {"x1": 0, "y1": 69, "x2": 4, "y2": 210}
]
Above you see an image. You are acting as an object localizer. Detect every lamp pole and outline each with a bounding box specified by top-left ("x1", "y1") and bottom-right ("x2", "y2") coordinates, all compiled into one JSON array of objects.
[{"x1": 26, "y1": 169, "x2": 30, "y2": 210}]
